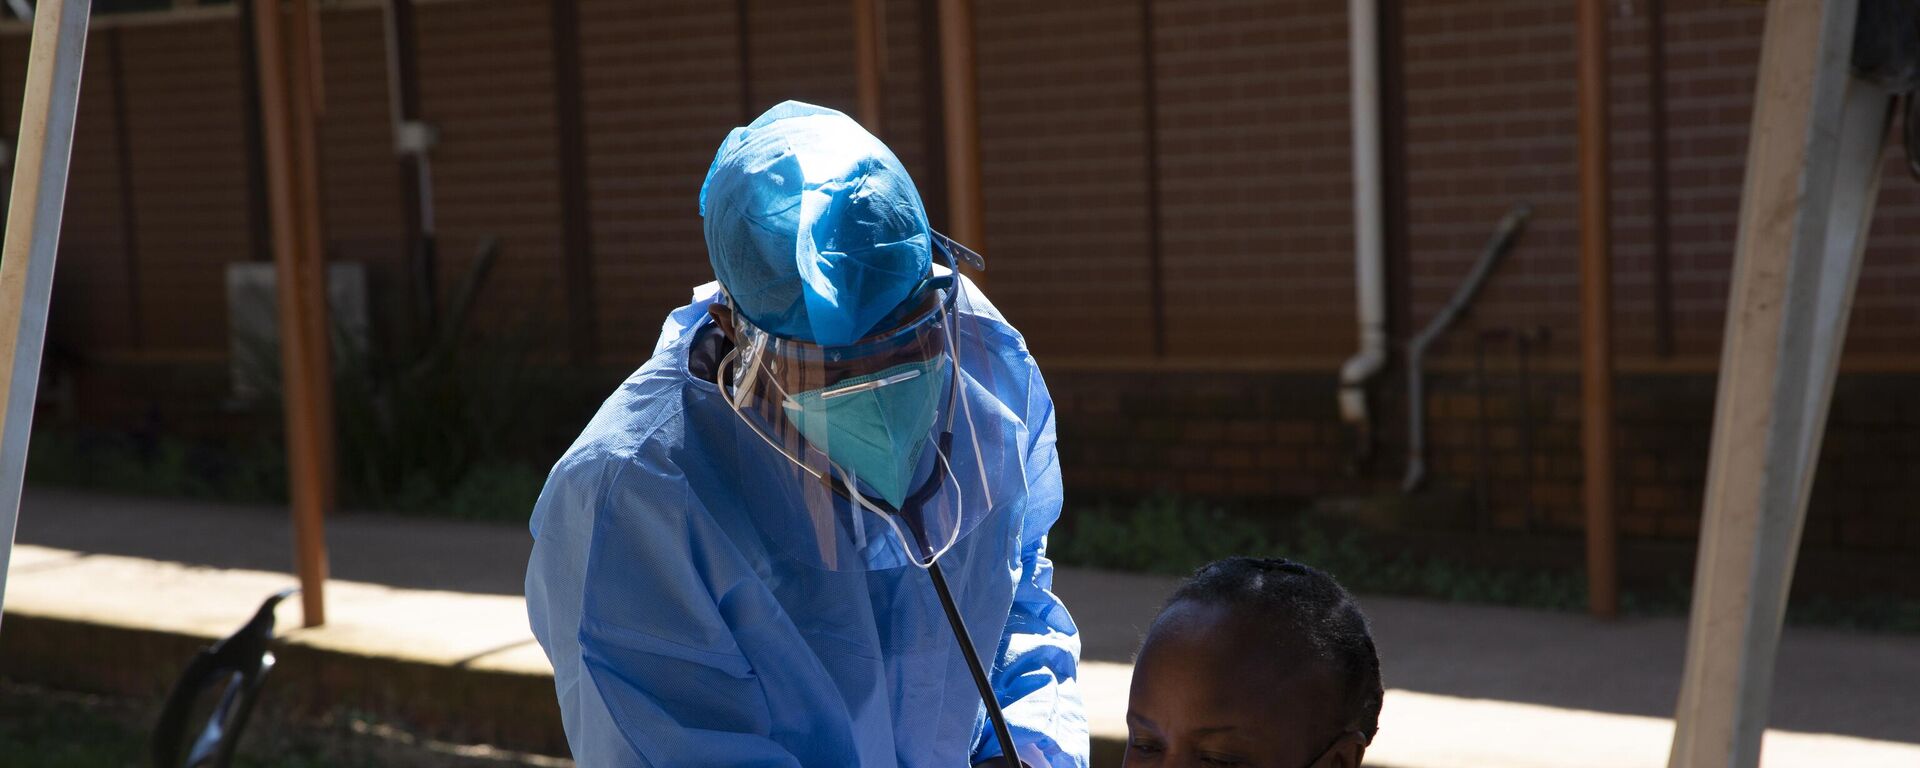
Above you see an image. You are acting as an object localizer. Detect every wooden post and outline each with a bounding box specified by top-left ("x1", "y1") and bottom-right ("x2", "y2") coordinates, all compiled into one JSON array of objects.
[
  {"x1": 936, "y1": 0, "x2": 984, "y2": 267},
  {"x1": 1577, "y1": 0, "x2": 1618, "y2": 619},
  {"x1": 0, "y1": 0, "x2": 88, "y2": 627},
  {"x1": 853, "y1": 0, "x2": 885, "y2": 134},
  {"x1": 1668, "y1": 1, "x2": 1886, "y2": 765},
  {"x1": 252, "y1": 0, "x2": 335, "y2": 628}
]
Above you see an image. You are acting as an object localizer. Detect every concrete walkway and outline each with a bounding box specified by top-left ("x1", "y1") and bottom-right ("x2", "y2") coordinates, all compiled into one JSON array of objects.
[{"x1": 8, "y1": 488, "x2": 1920, "y2": 766}]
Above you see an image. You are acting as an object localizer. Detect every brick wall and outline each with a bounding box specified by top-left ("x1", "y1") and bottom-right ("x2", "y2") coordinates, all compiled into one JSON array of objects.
[
  {"x1": 978, "y1": 0, "x2": 1156, "y2": 359},
  {"x1": 415, "y1": 0, "x2": 568, "y2": 340},
  {"x1": 317, "y1": 9, "x2": 407, "y2": 290},
  {"x1": 577, "y1": 0, "x2": 744, "y2": 362},
  {"x1": 1051, "y1": 364, "x2": 1920, "y2": 559},
  {"x1": 47, "y1": 30, "x2": 131, "y2": 357},
  {"x1": 8, "y1": 1, "x2": 1920, "y2": 558},
  {"x1": 1402, "y1": 0, "x2": 1919, "y2": 364},
  {"x1": 1050, "y1": 368, "x2": 1351, "y2": 501},
  {"x1": 31, "y1": 0, "x2": 1915, "y2": 367},
  {"x1": 116, "y1": 21, "x2": 254, "y2": 354},
  {"x1": 1153, "y1": 0, "x2": 1355, "y2": 360}
]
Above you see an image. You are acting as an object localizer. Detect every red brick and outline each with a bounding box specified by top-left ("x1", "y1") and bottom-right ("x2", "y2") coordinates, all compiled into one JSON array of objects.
[
  {"x1": 1225, "y1": 420, "x2": 1269, "y2": 444},
  {"x1": 1212, "y1": 448, "x2": 1255, "y2": 469}
]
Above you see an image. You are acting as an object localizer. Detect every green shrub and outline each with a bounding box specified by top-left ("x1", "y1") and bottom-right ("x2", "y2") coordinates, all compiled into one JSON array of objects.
[
  {"x1": 1050, "y1": 493, "x2": 1271, "y2": 575},
  {"x1": 1051, "y1": 493, "x2": 1919, "y2": 633},
  {"x1": 1051, "y1": 495, "x2": 1585, "y2": 608},
  {"x1": 193, "y1": 238, "x2": 602, "y2": 521},
  {"x1": 27, "y1": 428, "x2": 288, "y2": 504}
]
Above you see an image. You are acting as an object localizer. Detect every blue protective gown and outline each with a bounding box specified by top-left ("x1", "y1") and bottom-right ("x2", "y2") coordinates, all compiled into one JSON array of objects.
[{"x1": 526, "y1": 280, "x2": 1088, "y2": 767}]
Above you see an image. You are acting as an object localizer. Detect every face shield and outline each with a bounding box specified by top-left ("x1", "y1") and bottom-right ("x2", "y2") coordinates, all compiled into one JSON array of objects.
[{"x1": 715, "y1": 238, "x2": 995, "y2": 572}]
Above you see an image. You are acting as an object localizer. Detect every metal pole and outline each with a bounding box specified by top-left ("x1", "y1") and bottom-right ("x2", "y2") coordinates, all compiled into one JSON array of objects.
[
  {"x1": 937, "y1": 0, "x2": 985, "y2": 267},
  {"x1": 0, "y1": 0, "x2": 90, "y2": 626},
  {"x1": 1669, "y1": 1, "x2": 1883, "y2": 765},
  {"x1": 252, "y1": 0, "x2": 334, "y2": 627},
  {"x1": 1339, "y1": 0, "x2": 1388, "y2": 445},
  {"x1": 853, "y1": 0, "x2": 885, "y2": 134},
  {"x1": 1577, "y1": 0, "x2": 1618, "y2": 620},
  {"x1": 383, "y1": 0, "x2": 438, "y2": 338}
]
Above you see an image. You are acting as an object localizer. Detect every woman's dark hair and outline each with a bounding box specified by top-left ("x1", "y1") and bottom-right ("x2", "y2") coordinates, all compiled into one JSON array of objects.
[{"x1": 1167, "y1": 557, "x2": 1384, "y2": 743}]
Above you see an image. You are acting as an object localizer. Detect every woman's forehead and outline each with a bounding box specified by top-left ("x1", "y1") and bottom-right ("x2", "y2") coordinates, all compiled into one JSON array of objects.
[
  {"x1": 1129, "y1": 638, "x2": 1343, "y2": 767},
  {"x1": 1133, "y1": 600, "x2": 1346, "y2": 726}
]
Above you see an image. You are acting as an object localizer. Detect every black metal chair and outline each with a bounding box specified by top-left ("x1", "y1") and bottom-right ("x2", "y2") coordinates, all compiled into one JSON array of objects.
[{"x1": 150, "y1": 589, "x2": 294, "y2": 768}]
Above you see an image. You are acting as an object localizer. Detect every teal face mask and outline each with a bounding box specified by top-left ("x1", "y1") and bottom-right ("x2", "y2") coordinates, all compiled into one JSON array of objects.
[{"x1": 781, "y1": 356, "x2": 950, "y2": 508}]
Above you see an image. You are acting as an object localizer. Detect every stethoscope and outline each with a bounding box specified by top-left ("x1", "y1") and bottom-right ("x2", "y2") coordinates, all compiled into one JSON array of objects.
[{"x1": 714, "y1": 241, "x2": 1024, "y2": 766}]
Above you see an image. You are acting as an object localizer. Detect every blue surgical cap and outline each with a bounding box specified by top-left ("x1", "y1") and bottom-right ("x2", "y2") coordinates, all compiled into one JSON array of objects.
[{"x1": 700, "y1": 101, "x2": 935, "y2": 347}]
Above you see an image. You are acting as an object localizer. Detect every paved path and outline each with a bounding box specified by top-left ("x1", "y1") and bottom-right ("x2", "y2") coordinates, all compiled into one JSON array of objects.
[
  {"x1": 14, "y1": 487, "x2": 531, "y2": 596},
  {"x1": 1054, "y1": 565, "x2": 1920, "y2": 744},
  {"x1": 10, "y1": 487, "x2": 1920, "y2": 766}
]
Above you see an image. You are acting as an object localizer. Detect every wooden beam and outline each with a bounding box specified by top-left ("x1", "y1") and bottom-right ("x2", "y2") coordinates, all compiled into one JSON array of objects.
[
  {"x1": 853, "y1": 0, "x2": 884, "y2": 134},
  {"x1": 1668, "y1": 1, "x2": 1886, "y2": 765},
  {"x1": 251, "y1": 0, "x2": 334, "y2": 628},
  {"x1": 936, "y1": 0, "x2": 984, "y2": 269},
  {"x1": 1577, "y1": 0, "x2": 1618, "y2": 619},
  {"x1": 0, "y1": 0, "x2": 89, "y2": 625}
]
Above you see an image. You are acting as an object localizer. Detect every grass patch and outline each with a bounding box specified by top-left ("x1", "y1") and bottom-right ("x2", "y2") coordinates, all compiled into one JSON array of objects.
[
  {"x1": 25, "y1": 427, "x2": 551, "y2": 525},
  {"x1": 0, "y1": 680, "x2": 356, "y2": 768},
  {"x1": 0, "y1": 679, "x2": 567, "y2": 768}
]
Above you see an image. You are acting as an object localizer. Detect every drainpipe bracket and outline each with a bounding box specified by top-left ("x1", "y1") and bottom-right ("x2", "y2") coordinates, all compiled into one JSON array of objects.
[{"x1": 395, "y1": 119, "x2": 437, "y2": 157}]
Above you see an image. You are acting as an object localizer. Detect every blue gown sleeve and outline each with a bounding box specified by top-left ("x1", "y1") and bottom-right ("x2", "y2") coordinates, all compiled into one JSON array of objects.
[
  {"x1": 527, "y1": 443, "x2": 803, "y2": 768},
  {"x1": 972, "y1": 363, "x2": 1090, "y2": 768}
]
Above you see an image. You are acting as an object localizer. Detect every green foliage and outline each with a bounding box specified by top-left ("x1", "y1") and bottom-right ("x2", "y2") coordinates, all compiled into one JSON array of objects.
[
  {"x1": 1050, "y1": 493, "x2": 1271, "y2": 575},
  {"x1": 25, "y1": 333, "x2": 570, "y2": 522},
  {"x1": 323, "y1": 329, "x2": 544, "y2": 514},
  {"x1": 26, "y1": 428, "x2": 288, "y2": 504},
  {"x1": 1051, "y1": 494, "x2": 1919, "y2": 632},
  {"x1": 26, "y1": 378, "x2": 563, "y2": 524},
  {"x1": 30, "y1": 241, "x2": 611, "y2": 522},
  {"x1": 1270, "y1": 514, "x2": 1589, "y2": 611},
  {"x1": 385, "y1": 460, "x2": 550, "y2": 524},
  {"x1": 26, "y1": 336, "x2": 587, "y2": 523},
  {"x1": 1053, "y1": 495, "x2": 1587, "y2": 609},
  {"x1": 1786, "y1": 593, "x2": 1920, "y2": 634}
]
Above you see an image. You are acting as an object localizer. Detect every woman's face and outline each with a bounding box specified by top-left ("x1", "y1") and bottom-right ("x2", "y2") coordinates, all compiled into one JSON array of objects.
[{"x1": 1124, "y1": 600, "x2": 1362, "y2": 768}]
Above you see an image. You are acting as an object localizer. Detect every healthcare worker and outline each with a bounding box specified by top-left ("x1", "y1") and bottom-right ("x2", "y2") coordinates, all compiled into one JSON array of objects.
[{"x1": 526, "y1": 101, "x2": 1088, "y2": 767}]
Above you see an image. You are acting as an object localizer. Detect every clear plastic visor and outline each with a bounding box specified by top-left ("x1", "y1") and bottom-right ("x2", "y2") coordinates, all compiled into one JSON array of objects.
[{"x1": 715, "y1": 273, "x2": 994, "y2": 571}]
